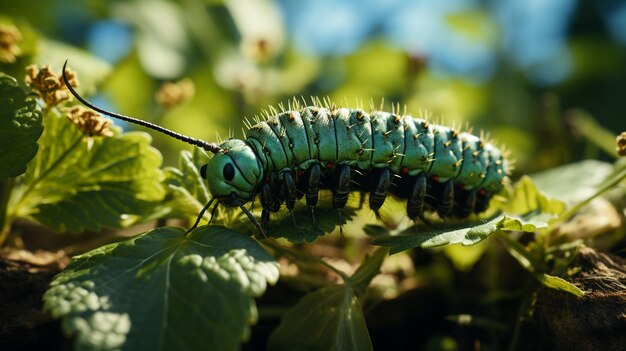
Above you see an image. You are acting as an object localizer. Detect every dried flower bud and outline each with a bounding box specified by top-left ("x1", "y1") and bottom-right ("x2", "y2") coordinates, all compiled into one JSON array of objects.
[
  {"x1": 0, "y1": 24, "x2": 22, "y2": 63},
  {"x1": 65, "y1": 106, "x2": 113, "y2": 137},
  {"x1": 25, "y1": 64, "x2": 79, "y2": 107},
  {"x1": 617, "y1": 132, "x2": 626, "y2": 157},
  {"x1": 155, "y1": 78, "x2": 194, "y2": 110}
]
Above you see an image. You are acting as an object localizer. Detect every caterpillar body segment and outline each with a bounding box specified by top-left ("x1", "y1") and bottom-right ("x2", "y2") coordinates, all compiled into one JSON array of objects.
[{"x1": 209, "y1": 106, "x2": 509, "y2": 229}]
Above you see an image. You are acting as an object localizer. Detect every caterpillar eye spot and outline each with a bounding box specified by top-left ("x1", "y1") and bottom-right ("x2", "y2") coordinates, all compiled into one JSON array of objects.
[
  {"x1": 200, "y1": 164, "x2": 207, "y2": 179},
  {"x1": 223, "y1": 163, "x2": 235, "y2": 181}
]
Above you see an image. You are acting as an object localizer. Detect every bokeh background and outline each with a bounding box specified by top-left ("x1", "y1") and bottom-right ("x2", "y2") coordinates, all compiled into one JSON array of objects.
[{"x1": 2, "y1": 0, "x2": 624, "y2": 174}]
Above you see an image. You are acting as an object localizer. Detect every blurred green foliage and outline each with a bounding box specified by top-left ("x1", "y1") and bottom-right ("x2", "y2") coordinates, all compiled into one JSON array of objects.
[{"x1": 2, "y1": 0, "x2": 623, "y2": 174}]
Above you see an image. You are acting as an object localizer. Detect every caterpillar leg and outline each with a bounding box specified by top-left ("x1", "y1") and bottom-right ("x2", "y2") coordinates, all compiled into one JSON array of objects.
[
  {"x1": 455, "y1": 188, "x2": 477, "y2": 217},
  {"x1": 369, "y1": 168, "x2": 390, "y2": 214},
  {"x1": 301, "y1": 164, "x2": 321, "y2": 229},
  {"x1": 261, "y1": 209, "x2": 270, "y2": 231},
  {"x1": 332, "y1": 164, "x2": 351, "y2": 231},
  {"x1": 281, "y1": 171, "x2": 297, "y2": 227},
  {"x1": 208, "y1": 201, "x2": 219, "y2": 225},
  {"x1": 358, "y1": 192, "x2": 366, "y2": 209},
  {"x1": 282, "y1": 171, "x2": 297, "y2": 211},
  {"x1": 332, "y1": 164, "x2": 351, "y2": 208},
  {"x1": 186, "y1": 197, "x2": 216, "y2": 234},
  {"x1": 435, "y1": 179, "x2": 455, "y2": 217},
  {"x1": 235, "y1": 199, "x2": 266, "y2": 238},
  {"x1": 407, "y1": 173, "x2": 427, "y2": 221},
  {"x1": 260, "y1": 182, "x2": 282, "y2": 233},
  {"x1": 475, "y1": 191, "x2": 492, "y2": 213}
]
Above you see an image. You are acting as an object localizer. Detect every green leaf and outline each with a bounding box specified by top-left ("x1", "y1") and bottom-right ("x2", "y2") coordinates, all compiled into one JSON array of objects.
[
  {"x1": 503, "y1": 176, "x2": 566, "y2": 216},
  {"x1": 8, "y1": 112, "x2": 164, "y2": 232},
  {"x1": 267, "y1": 285, "x2": 372, "y2": 351},
  {"x1": 537, "y1": 274, "x2": 584, "y2": 297},
  {"x1": 531, "y1": 160, "x2": 614, "y2": 204},
  {"x1": 43, "y1": 225, "x2": 279, "y2": 351},
  {"x1": 0, "y1": 74, "x2": 43, "y2": 179},
  {"x1": 372, "y1": 214, "x2": 545, "y2": 254},
  {"x1": 161, "y1": 149, "x2": 211, "y2": 221},
  {"x1": 350, "y1": 247, "x2": 388, "y2": 293}
]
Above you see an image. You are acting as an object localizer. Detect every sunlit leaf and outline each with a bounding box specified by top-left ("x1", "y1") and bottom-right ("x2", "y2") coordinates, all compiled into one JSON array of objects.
[
  {"x1": 503, "y1": 176, "x2": 566, "y2": 216},
  {"x1": 43, "y1": 226, "x2": 279, "y2": 351},
  {"x1": 0, "y1": 74, "x2": 43, "y2": 179},
  {"x1": 531, "y1": 160, "x2": 614, "y2": 204},
  {"x1": 537, "y1": 274, "x2": 584, "y2": 297},
  {"x1": 161, "y1": 149, "x2": 211, "y2": 221},
  {"x1": 9, "y1": 112, "x2": 164, "y2": 232},
  {"x1": 372, "y1": 214, "x2": 545, "y2": 255}
]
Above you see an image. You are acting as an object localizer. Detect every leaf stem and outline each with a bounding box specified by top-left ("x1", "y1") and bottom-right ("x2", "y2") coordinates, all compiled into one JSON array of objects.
[
  {"x1": 0, "y1": 178, "x2": 16, "y2": 246},
  {"x1": 263, "y1": 240, "x2": 351, "y2": 282}
]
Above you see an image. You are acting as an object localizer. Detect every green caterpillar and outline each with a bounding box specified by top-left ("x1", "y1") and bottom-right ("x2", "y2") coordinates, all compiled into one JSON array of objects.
[
  {"x1": 206, "y1": 103, "x2": 507, "y2": 226},
  {"x1": 64, "y1": 63, "x2": 508, "y2": 235}
]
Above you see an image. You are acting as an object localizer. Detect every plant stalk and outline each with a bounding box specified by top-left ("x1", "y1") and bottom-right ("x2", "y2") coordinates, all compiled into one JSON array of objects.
[{"x1": 0, "y1": 178, "x2": 16, "y2": 246}]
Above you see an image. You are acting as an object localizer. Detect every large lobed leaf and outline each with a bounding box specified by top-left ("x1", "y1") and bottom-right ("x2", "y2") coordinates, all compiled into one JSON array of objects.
[
  {"x1": 43, "y1": 226, "x2": 279, "y2": 351},
  {"x1": 0, "y1": 74, "x2": 44, "y2": 179},
  {"x1": 9, "y1": 112, "x2": 164, "y2": 232}
]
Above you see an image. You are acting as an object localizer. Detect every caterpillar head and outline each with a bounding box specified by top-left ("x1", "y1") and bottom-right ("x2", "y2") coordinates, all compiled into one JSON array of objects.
[{"x1": 201, "y1": 139, "x2": 262, "y2": 206}]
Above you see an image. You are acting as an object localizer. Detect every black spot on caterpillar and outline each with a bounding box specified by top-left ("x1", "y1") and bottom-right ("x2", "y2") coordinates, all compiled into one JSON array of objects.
[{"x1": 63, "y1": 62, "x2": 508, "y2": 235}]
